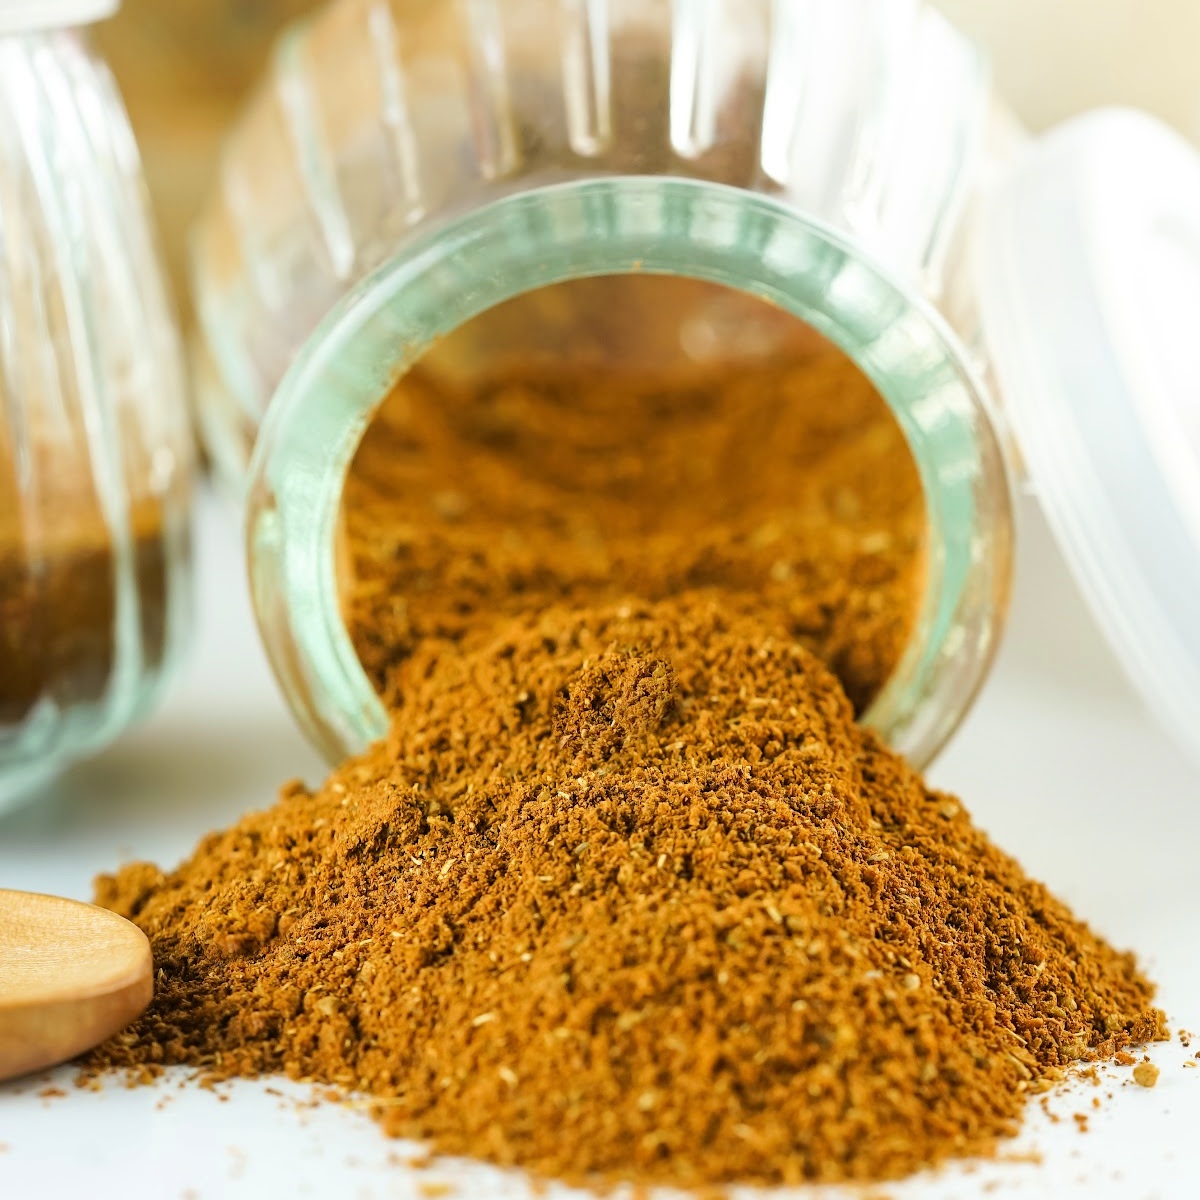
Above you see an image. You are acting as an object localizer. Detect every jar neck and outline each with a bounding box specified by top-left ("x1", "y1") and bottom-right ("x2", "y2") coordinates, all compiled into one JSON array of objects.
[{"x1": 246, "y1": 177, "x2": 1012, "y2": 767}]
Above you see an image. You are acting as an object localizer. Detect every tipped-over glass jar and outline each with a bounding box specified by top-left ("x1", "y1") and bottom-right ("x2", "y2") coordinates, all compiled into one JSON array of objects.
[
  {"x1": 191, "y1": 0, "x2": 1200, "y2": 770},
  {"x1": 0, "y1": 0, "x2": 193, "y2": 809}
]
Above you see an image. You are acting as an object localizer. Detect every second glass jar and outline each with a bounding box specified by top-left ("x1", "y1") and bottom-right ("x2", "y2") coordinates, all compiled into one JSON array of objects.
[{"x1": 192, "y1": 0, "x2": 1016, "y2": 769}]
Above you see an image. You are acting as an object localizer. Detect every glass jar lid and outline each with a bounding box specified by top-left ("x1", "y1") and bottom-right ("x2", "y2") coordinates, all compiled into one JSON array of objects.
[
  {"x1": 978, "y1": 107, "x2": 1200, "y2": 763},
  {"x1": 0, "y1": 0, "x2": 118, "y2": 33}
]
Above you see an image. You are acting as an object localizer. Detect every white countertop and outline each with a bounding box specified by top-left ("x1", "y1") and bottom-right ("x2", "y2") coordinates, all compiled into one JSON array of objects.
[{"x1": 2, "y1": 490, "x2": 1198, "y2": 1200}]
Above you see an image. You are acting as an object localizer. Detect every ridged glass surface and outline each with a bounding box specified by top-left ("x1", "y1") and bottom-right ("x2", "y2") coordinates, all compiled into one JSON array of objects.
[
  {"x1": 0, "y1": 30, "x2": 193, "y2": 809},
  {"x1": 191, "y1": 0, "x2": 1013, "y2": 768},
  {"x1": 194, "y1": 0, "x2": 991, "y2": 489}
]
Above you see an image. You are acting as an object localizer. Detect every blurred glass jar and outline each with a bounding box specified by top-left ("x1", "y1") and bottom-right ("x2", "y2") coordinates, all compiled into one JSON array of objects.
[
  {"x1": 0, "y1": 1, "x2": 193, "y2": 809},
  {"x1": 95, "y1": 0, "x2": 321, "y2": 318},
  {"x1": 191, "y1": 0, "x2": 1200, "y2": 769}
]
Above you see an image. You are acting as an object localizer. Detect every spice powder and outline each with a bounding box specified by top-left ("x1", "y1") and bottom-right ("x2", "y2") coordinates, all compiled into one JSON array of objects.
[
  {"x1": 341, "y1": 277, "x2": 928, "y2": 717},
  {"x1": 92, "y1": 287, "x2": 1165, "y2": 1191}
]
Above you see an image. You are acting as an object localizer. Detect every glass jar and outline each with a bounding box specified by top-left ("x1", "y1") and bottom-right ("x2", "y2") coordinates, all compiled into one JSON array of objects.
[
  {"x1": 94, "y1": 0, "x2": 321, "y2": 316},
  {"x1": 191, "y1": 0, "x2": 1200, "y2": 769},
  {"x1": 0, "y1": 1, "x2": 194, "y2": 810}
]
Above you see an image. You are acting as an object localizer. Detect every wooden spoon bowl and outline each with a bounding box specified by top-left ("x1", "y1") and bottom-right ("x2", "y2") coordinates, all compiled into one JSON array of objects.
[{"x1": 0, "y1": 889, "x2": 153, "y2": 1083}]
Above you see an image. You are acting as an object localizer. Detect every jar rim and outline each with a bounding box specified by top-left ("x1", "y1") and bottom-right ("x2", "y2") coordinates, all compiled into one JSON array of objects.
[{"x1": 245, "y1": 176, "x2": 1013, "y2": 767}]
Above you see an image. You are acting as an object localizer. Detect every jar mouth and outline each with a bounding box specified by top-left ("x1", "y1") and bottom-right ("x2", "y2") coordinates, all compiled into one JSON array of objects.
[{"x1": 246, "y1": 176, "x2": 1013, "y2": 768}]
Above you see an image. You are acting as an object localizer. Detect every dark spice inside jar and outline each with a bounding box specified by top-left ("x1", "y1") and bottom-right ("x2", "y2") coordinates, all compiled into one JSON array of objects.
[
  {"x1": 0, "y1": 503, "x2": 169, "y2": 727},
  {"x1": 90, "y1": 281, "x2": 1165, "y2": 1191}
]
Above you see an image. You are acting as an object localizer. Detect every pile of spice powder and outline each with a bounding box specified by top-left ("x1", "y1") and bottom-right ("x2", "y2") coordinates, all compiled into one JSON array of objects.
[
  {"x1": 94, "y1": 597, "x2": 1165, "y2": 1189},
  {"x1": 339, "y1": 295, "x2": 927, "y2": 717}
]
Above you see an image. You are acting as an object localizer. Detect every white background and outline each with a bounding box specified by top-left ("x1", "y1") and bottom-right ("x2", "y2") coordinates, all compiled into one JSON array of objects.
[{"x1": 2, "y1": 490, "x2": 1198, "y2": 1200}]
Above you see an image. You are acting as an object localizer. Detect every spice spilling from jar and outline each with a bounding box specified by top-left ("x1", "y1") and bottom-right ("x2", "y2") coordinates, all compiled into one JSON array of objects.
[
  {"x1": 340, "y1": 277, "x2": 927, "y2": 717},
  {"x1": 90, "y1": 282, "x2": 1164, "y2": 1190}
]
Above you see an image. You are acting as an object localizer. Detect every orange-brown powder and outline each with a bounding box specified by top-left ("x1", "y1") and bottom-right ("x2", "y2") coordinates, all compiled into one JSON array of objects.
[{"x1": 341, "y1": 310, "x2": 925, "y2": 717}]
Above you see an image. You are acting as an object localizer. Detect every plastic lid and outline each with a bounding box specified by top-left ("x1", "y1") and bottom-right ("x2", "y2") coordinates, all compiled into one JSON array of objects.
[
  {"x1": 0, "y1": 0, "x2": 119, "y2": 33},
  {"x1": 978, "y1": 108, "x2": 1200, "y2": 763}
]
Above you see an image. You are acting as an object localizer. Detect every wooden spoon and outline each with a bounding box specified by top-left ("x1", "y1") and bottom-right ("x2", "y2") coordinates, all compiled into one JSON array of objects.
[{"x1": 0, "y1": 889, "x2": 153, "y2": 1082}]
